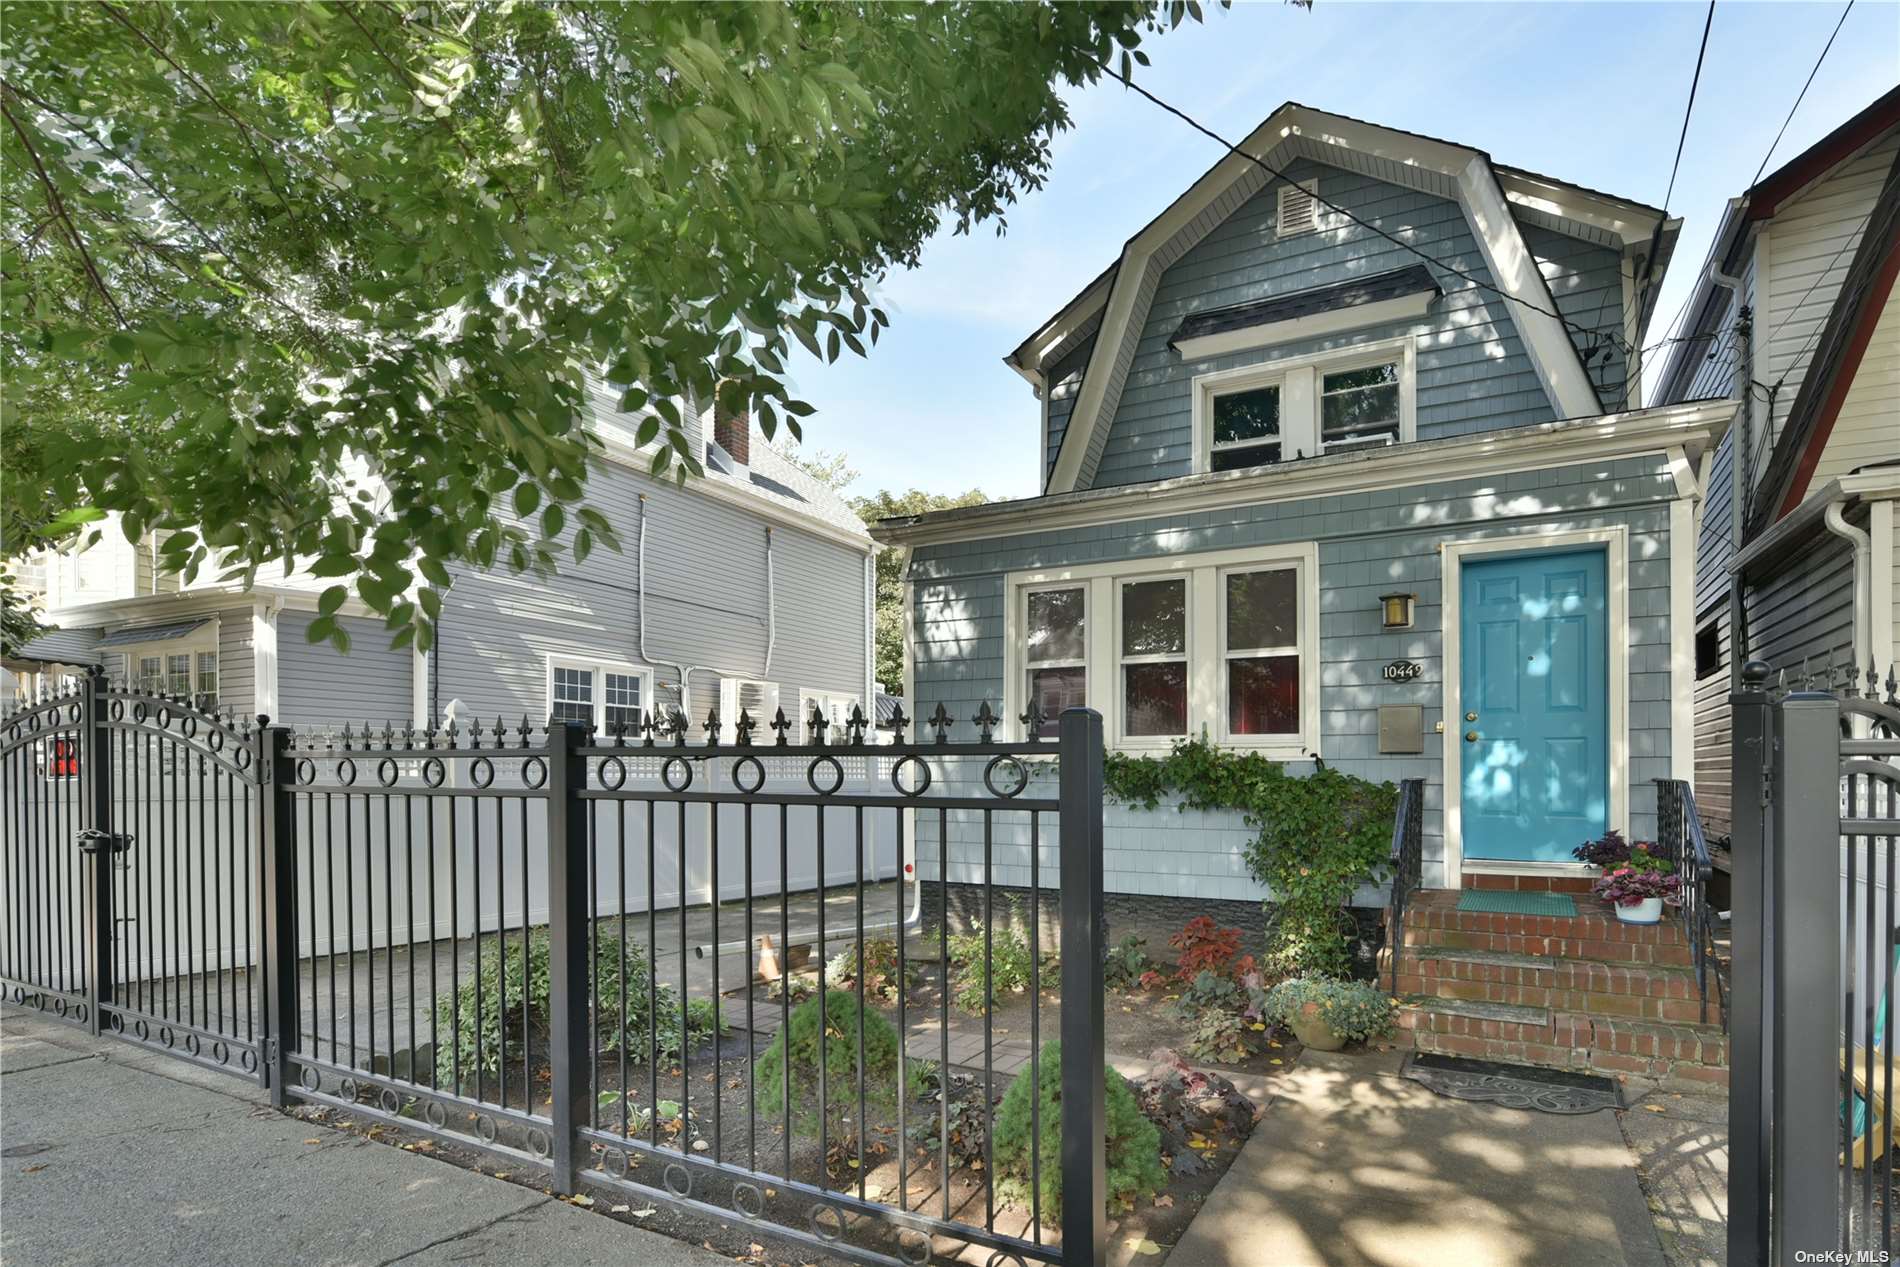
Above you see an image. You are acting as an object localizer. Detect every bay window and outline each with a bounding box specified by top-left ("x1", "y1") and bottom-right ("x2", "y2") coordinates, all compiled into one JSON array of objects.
[
  {"x1": 1119, "y1": 578, "x2": 1187, "y2": 738},
  {"x1": 1024, "y1": 586, "x2": 1086, "y2": 737},
  {"x1": 1005, "y1": 544, "x2": 1318, "y2": 755}
]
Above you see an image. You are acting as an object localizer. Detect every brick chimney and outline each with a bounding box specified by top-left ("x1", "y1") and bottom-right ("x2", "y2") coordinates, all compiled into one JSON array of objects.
[{"x1": 713, "y1": 401, "x2": 750, "y2": 469}]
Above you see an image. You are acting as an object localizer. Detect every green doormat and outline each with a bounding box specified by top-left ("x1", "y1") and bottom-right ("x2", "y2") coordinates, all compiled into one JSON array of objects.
[{"x1": 1456, "y1": 890, "x2": 1577, "y2": 917}]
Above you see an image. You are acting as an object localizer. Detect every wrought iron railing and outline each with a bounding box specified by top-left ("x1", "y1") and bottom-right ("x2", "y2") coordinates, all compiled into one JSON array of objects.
[
  {"x1": 1384, "y1": 778, "x2": 1424, "y2": 995},
  {"x1": 0, "y1": 676, "x2": 1112, "y2": 1267},
  {"x1": 1730, "y1": 659, "x2": 1900, "y2": 1266},
  {"x1": 1653, "y1": 777, "x2": 1721, "y2": 1027}
]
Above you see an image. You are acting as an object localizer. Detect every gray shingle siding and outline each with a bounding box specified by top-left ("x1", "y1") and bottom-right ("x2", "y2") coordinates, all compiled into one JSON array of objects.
[
  {"x1": 276, "y1": 611, "x2": 411, "y2": 727},
  {"x1": 1043, "y1": 336, "x2": 1093, "y2": 487},
  {"x1": 1521, "y1": 222, "x2": 1627, "y2": 410},
  {"x1": 1088, "y1": 159, "x2": 1582, "y2": 491},
  {"x1": 908, "y1": 454, "x2": 1681, "y2": 900},
  {"x1": 433, "y1": 455, "x2": 868, "y2": 725},
  {"x1": 1741, "y1": 524, "x2": 1857, "y2": 679}
]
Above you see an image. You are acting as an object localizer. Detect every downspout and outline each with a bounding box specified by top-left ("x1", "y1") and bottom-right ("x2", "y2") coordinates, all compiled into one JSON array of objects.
[
  {"x1": 636, "y1": 494, "x2": 778, "y2": 728},
  {"x1": 863, "y1": 550, "x2": 876, "y2": 734},
  {"x1": 1824, "y1": 499, "x2": 1873, "y2": 682}
]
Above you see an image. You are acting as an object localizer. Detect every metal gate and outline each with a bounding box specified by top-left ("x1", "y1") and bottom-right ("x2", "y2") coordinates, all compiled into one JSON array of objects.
[
  {"x1": 2, "y1": 672, "x2": 1109, "y2": 1267},
  {"x1": 1729, "y1": 660, "x2": 1900, "y2": 1267}
]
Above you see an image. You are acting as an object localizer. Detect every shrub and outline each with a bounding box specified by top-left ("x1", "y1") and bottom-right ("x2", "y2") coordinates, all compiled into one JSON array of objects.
[
  {"x1": 1176, "y1": 967, "x2": 1243, "y2": 1017},
  {"x1": 1105, "y1": 740, "x2": 1396, "y2": 977},
  {"x1": 1168, "y1": 916, "x2": 1252, "y2": 985},
  {"x1": 1183, "y1": 1008, "x2": 1251, "y2": 1065},
  {"x1": 825, "y1": 937, "x2": 920, "y2": 1004},
  {"x1": 993, "y1": 1040, "x2": 1166, "y2": 1222},
  {"x1": 754, "y1": 990, "x2": 921, "y2": 1146},
  {"x1": 948, "y1": 905, "x2": 1051, "y2": 1015},
  {"x1": 1259, "y1": 975, "x2": 1396, "y2": 1044},
  {"x1": 433, "y1": 927, "x2": 720, "y2": 1088},
  {"x1": 1103, "y1": 934, "x2": 1152, "y2": 990}
]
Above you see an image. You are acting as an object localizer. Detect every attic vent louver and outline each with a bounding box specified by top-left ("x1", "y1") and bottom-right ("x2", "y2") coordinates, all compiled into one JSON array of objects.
[{"x1": 1276, "y1": 180, "x2": 1319, "y2": 238}]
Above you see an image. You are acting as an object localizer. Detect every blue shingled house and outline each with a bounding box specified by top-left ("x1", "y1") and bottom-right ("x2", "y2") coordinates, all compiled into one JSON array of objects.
[{"x1": 873, "y1": 105, "x2": 1738, "y2": 1078}]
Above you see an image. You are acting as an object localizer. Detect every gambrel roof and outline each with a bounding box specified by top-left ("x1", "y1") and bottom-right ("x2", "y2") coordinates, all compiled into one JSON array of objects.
[{"x1": 1010, "y1": 102, "x2": 1680, "y2": 495}]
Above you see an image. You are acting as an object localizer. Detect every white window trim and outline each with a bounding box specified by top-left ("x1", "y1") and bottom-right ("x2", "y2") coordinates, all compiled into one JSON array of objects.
[
  {"x1": 1002, "y1": 542, "x2": 1321, "y2": 758},
  {"x1": 797, "y1": 689, "x2": 864, "y2": 742},
  {"x1": 114, "y1": 625, "x2": 220, "y2": 699},
  {"x1": 1114, "y1": 574, "x2": 1192, "y2": 747},
  {"x1": 717, "y1": 677, "x2": 782, "y2": 730},
  {"x1": 544, "y1": 656, "x2": 656, "y2": 734},
  {"x1": 1023, "y1": 581, "x2": 1089, "y2": 737},
  {"x1": 1190, "y1": 336, "x2": 1416, "y2": 475},
  {"x1": 1217, "y1": 561, "x2": 1308, "y2": 745}
]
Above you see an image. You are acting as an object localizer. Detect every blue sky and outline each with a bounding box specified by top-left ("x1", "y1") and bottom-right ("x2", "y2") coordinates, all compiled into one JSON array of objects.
[{"x1": 777, "y1": 0, "x2": 1899, "y2": 503}]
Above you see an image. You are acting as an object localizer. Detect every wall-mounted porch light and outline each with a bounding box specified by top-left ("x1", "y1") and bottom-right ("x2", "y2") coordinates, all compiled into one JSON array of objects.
[{"x1": 1380, "y1": 592, "x2": 1416, "y2": 630}]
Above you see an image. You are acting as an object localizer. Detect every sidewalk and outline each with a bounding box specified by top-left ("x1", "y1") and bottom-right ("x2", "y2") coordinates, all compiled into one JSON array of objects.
[
  {"x1": 0, "y1": 1008, "x2": 734, "y2": 1267},
  {"x1": 1165, "y1": 1045, "x2": 1720, "y2": 1267}
]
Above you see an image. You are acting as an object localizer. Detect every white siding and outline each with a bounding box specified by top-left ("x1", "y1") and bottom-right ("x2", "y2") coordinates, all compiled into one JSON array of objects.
[
  {"x1": 1809, "y1": 282, "x2": 1900, "y2": 489},
  {"x1": 276, "y1": 611, "x2": 413, "y2": 728},
  {"x1": 1761, "y1": 133, "x2": 1900, "y2": 456}
]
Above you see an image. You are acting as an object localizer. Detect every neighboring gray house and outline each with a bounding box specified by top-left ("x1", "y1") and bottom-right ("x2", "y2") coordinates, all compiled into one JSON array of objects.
[
  {"x1": 1652, "y1": 85, "x2": 1900, "y2": 837},
  {"x1": 876, "y1": 102, "x2": 1737, "y2": 903},
  {"x1": 17, "y1": 390, "x2": 877, "y2": 740}
]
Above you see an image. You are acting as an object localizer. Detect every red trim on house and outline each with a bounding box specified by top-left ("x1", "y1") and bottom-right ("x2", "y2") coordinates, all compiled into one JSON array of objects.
[
  {"x1": 1778, "y1": 245, "x2": 1900, "y2": 517},
  {"x1": 1747, "y1": 85, "x2": 1900, "y2": 222}
]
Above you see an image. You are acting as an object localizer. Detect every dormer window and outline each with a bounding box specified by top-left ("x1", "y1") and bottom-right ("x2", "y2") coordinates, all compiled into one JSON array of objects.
[
  {"x1": 1276, "y1": 179, "x2": 1319, "y2": 238},
  {"x1": 1191, "y1": 337, "x2": 1416, "y2": 475},
  {"x1": 1211, "y1": 385, "x2": 1283, "y2": 471}
]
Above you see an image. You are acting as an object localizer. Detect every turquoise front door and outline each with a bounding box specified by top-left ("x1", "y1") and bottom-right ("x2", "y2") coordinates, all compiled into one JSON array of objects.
[{"x1": 1459, "y1": 547, "x2": 1610, "y2": 864}]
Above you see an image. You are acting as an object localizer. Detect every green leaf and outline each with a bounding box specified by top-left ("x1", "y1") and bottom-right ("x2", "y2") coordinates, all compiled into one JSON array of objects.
[{"x1": 318, "y1": 585, "x2": 348, "y2": 616}]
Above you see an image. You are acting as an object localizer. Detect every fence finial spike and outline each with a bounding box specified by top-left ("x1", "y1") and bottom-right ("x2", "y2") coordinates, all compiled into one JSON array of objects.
[
  {"x1": 1020, "y1": 699, "x2": 1046, "y2": 741},
  {"x1": 670, "y1": 706, "x2": 689, "y2": 746},
  {"x1": 928, "y1": 702, "x2": 953, "y2": 743},
  {"x1": 704, "y1": 707, "x2": 722, "y2": 746},
  {"x1": 974, "y1": 700, "x2": 999, "y2": 742},
  {"x1": 846, "y1": 701, "x2": 868, "y2": 746},
  {"x1": 807, "y1": 700, "x2": 827, "y2": 746},
  {"x1": 735, "y1": 709, "x2": 754, "y2": 746},
  {"x1": 770, "y1": 706, "x2": 791, "y2": 746},
  {"x1": 888, "y1": 701, "x2": 908, "y2": 743},
  {"x1": 1887, "y1": 662, "x2": 1899, "y2": 705},
  {"x1": 519, "y1": 715, "x2": 533, "y2": 747}
]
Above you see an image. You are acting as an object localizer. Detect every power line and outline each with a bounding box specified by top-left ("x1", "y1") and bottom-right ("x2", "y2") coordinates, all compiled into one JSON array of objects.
[
  {"x1": 1659, "y1": 1, "x2": 1717, "y2": 221},
  {"x1": 1751, "y1": 0, "x2": 1855, "y2": 189},
  {"x1": 1098, "y1": 62, "x2": 1640, "y2": 365}
]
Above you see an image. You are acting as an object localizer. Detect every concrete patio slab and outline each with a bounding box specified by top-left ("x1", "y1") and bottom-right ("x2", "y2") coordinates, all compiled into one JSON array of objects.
[{"x1": 1167, "y1": 1047, "x2": 1670, "y2": 1267}]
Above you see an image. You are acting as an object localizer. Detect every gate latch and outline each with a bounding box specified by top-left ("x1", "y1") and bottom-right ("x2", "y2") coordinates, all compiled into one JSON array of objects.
[{"x1": 76, "y1": 829, "x2": 133, "y2": 857}]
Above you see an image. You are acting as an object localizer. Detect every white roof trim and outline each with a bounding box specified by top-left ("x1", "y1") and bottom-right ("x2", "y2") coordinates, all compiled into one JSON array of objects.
[
  {"x1": 1041, "y1": 103, "x2": 1628, "y2": 495},
  {"x1": 881, "y1": 398, "x2": 1735, "y2": 551}
]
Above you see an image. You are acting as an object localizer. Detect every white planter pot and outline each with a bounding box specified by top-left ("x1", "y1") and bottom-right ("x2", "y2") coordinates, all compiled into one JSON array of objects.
[{"x1": 1615, "y1": 896, "x2": 1664, "y2": 925}]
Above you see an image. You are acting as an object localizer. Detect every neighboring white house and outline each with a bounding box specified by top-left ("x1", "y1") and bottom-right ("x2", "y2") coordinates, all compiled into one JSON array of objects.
[{"x1": 13, "y1": 387, "x2": 877, "y2": 741}]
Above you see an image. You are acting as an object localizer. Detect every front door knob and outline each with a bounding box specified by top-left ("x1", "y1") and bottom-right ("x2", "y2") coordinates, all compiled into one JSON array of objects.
[
  {"x1": 1465, "y1": 711, "x2": 1478, "y2": 722},
  {"x1": 1464, "y1": 730, "x2": 1479, "y2": 743}
]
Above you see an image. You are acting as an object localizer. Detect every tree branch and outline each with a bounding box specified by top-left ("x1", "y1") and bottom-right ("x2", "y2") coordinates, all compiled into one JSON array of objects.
[{"x1": 0, "y1": 91, "x2": 126, "y2": 327}]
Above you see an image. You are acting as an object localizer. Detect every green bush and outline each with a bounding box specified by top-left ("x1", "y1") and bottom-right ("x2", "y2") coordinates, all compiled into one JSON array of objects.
[
  {"x1": 948, "y1": 903, "x2": 1054, "y2": 1016},
  {"x1": 754, "y1": 990, "x2": 922, "y2": 1145},
  {"x1": 1105, "y1": 739, "x2": 1397, "y2": 976},
  {"x1": 1102, "y1": 933, "x2": 1152, "y2": 990},
  {"x1": 824, "y1": 937, "x2": 920, "y2": 1004},
  {"x1": 992, "y1": 1040, "x2": 1166, "y2": 1222},
  {"x1": 432, "y1": 927, "x2": 722, "y2": 1088}
]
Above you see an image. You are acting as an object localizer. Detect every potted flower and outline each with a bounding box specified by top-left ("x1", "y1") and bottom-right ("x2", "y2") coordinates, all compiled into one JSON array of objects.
[
  {"x1": 1572, "y1": 829, "x2": 1633, "y2": 869},
  {"x1": 1591, "y1": 843, "x2": 1680, "y2": 924},
  {"x1": 1257, "y1": 975, "x2": 1396, "y2": 1052}
]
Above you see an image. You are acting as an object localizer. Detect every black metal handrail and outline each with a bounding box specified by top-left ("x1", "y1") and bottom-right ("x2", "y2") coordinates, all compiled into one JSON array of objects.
[
  {"x1": 1654, "y1": 777, "x2": 1721, "y2": 1028},
  {"x1": 1385, "y1": 778, "x2": 1424, "y2": 994}
]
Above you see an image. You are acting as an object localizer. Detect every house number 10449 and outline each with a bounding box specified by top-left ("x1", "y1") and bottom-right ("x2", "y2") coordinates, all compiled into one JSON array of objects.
[{"x1": 1383, "y1": 661, "x2": 1423, "y2": 682}]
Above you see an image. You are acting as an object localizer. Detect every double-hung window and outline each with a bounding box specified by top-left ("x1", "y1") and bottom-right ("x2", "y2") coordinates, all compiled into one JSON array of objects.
[
  {"x1": 166, "y1": 653, "x2": 192, "y2": 695},
  {"x1": 196, "y1": 652, "x2": 219, "y2": 704},
  {"x1": 1194, "y1": 338, "x2": 1414, "y2": 474},
  {"x1": 1210, "y1": 386, "x2": 1282, "y2": 472},
  {"x1": 1119, "y1": 578, "x2": 1188, "y2": 739},
  {"x1": 1024, "y1": 586, "x2": 1086, "y2": 737},
  {"x1": 1006, "y1": 544, "x2": 1318, "y2": 756},
  {"x1": 1222, "y1": 566, "x2": 1302, "y2": 738},
  {"x1": 1320, "y1": 361, "x2": 1402, "y2": 451},
  {"x1": 548, "y1": 658, "x2": 654, "y2": 734},
  {"x1": 138, "y1": 655, "x2": 163, "y2": 691}
]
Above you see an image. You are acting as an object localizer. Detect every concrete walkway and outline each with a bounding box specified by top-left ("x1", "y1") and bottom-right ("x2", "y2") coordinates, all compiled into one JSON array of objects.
[
  {"x1": 0, "y1": 1008, "x2": 734, "y2": 1267},
  {"x1": 1167, "y1": 1046, "x2": 1684, "y2": 1267}
]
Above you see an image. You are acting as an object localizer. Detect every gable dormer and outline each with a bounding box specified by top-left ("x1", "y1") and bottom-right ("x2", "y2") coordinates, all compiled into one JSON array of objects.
[{"x1": 1009, "y1": 103, "x2": 1676, "y2": 495}]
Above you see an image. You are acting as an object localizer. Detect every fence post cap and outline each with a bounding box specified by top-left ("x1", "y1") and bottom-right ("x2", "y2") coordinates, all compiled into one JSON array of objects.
[{"x1": 1740, "y1": 660, "x2": 1772, "y2": 686}]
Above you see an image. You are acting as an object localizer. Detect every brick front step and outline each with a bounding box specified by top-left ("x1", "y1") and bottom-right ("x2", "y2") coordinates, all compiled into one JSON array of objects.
[
  {"x1": 1400, "y1": 921, "x2": 1696, "y2": 967},
  {"x1": 1404, "y1": 894, "x2": 1693, "y2": 947},
  {"x1": 1394, "y1": 997, "x2": 1728, "y2": 1088},
  {"x1": 1383, "y1": 946, "x2": 1719, "y2": 1026}
]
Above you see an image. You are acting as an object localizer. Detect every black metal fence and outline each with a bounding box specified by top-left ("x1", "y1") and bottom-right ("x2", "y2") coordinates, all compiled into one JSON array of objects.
[
  {"x1": 1383, "y1": 778, "x2": 1424, "y2": 994},
  {"x1": 1653, "y1": 777, "x2": 1721, "y2": 1027},
  {"x1": 1729, "y1": 660, "x2": 1900, "y2": 1266},
  {"x1": 1, "y1": 675, "x2": 1110, "y2": 1267}
]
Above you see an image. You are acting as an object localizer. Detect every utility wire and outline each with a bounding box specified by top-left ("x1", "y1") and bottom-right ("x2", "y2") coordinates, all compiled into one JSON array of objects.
[
  {"x1": 1751, "y1": 0, "x2": 1855, "y2": 189},
  {"x1": 1659, "y1": 1, "x2": 1717, "y2": 223},
  {"x1": 1098, "y1": 61, "x2": 1642, "y2": 364}
]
